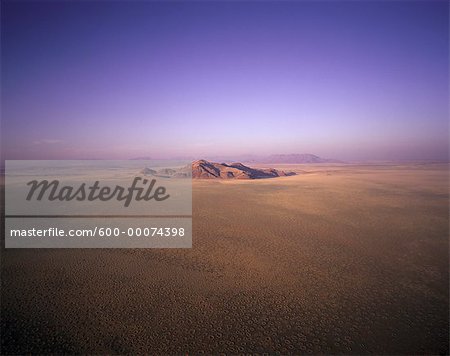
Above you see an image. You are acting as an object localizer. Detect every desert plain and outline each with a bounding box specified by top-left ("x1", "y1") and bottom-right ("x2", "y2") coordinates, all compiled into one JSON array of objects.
[{"x1": 1, "y1": 162, "x2": 449, "y2": 354}]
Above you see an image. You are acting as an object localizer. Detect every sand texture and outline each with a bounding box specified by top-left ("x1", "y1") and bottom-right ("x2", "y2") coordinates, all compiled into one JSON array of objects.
[{"x1": 1, "y1": 163, "x2": 448, "y2": 354}]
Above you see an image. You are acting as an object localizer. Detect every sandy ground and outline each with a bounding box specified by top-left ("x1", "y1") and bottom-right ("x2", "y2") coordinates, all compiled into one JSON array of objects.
[{"x1": 1, "y1": 163, "x2": 449, "y2": 354}]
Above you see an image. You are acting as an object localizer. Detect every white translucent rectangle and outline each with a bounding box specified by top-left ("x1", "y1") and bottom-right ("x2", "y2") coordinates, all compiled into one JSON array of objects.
[{"x1": 5, "y1": 160, "x2": 192, "y2": 248}]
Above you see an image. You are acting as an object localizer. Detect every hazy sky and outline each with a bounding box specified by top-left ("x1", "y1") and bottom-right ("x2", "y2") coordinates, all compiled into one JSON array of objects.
[{"x1": 2, "y1": 1, "x2": 448, "y2": 161}]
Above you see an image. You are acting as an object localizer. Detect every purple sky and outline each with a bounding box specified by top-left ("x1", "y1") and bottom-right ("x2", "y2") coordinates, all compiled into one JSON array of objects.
[{"x1": 2, "y1": 1, "x2": 448, "y2": 161}]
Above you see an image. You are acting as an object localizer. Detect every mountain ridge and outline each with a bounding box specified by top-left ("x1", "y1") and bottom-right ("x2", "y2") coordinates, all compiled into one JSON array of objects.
[
  {"x1": 191, "y1": 160, "x2": 297, "y2": 179},
  {"x1": 141, "y1": 160, "x2": 297, "y2": 179}
]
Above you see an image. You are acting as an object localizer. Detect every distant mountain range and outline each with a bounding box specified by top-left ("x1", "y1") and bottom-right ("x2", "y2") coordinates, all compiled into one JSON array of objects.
[
  {"x1": 253, "y1": 154, "x2": 343, "y2": 164},
  {"x1": 141, "y1": 160, "x2": 296, "y2": 179},
  {"x1": 132, "y1": 153, "x2": 342, "y2": 164},
  {"x1": 191, "y1": 160, "x2": 296, "y2": 179},
  {"x1": 205, "y1": 154, "x2": 342, "y2": 164}
]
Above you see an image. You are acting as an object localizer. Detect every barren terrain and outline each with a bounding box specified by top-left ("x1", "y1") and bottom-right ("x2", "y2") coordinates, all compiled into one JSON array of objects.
[{"x1": 1, "y1": 163, "x2": 448, "y2": 354}]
